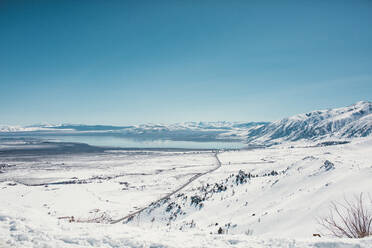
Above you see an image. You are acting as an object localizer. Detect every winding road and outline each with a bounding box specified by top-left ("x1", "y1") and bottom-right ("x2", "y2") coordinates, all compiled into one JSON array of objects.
[{"x1": 111, "y1": 151, "x2": 222, "y2": 224}]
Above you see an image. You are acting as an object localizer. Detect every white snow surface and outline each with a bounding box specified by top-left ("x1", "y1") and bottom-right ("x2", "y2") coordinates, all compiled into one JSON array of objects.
[{"x1": 1, "y1": 138, "x2": 372, "y2": 247}]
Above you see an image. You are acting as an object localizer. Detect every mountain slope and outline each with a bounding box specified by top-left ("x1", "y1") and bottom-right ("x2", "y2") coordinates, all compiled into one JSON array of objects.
[
  {"x1": 242, "y1": 101, "x2": 372, "y2": 144},
  {"x1": 127, "y1": 138, "x2": 372, "y2": 238}
]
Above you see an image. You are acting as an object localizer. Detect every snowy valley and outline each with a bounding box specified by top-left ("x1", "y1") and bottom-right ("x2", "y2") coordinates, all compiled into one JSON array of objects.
[{"x1": 0, "y1": 101, "x2": 372, "y2": 248}]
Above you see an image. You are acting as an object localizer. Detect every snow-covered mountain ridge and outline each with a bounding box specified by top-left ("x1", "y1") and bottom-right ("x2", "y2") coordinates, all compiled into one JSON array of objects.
[{"x1": 244, "y1": 101, "x2": 372, "y2": 144}]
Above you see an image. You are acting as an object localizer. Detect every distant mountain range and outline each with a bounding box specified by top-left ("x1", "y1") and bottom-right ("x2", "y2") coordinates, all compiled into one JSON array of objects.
[{"x1": 1, "y1": 101, "x2": 371, "y2": 144}]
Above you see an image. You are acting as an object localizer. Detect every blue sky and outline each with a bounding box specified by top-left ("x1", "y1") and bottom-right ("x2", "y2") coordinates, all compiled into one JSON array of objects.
[{"x1": 1, "y1": 0, "x2": 371, "y2": 125}]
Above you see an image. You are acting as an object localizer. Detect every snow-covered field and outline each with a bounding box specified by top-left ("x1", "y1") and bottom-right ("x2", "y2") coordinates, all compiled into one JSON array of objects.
[{"x1": 1, "y1": 137, "x2": 372, "y2": 247}]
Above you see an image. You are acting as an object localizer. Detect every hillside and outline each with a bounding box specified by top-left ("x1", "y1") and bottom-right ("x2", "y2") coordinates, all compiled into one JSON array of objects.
[{"x1": 123, "y1": 137, "x2": 372, "y2": 239}]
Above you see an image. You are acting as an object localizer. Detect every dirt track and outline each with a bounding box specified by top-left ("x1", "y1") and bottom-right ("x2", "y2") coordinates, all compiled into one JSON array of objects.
[{"x1": 111, "y1": 151, "x2": 221, "y2": 224}]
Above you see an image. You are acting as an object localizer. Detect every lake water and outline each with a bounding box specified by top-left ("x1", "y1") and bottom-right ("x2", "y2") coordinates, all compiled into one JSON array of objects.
[
  {"x1": 49, "y1": 135, "x2": 245, "y2": 149},
  {"x1": 0, "y1": 133, "x2": 246, "y2": 150}
]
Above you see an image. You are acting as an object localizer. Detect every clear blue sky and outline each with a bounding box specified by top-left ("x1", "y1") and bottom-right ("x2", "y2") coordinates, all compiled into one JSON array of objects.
[{"x1": 1, "y1": 0, "x2": 371, "y2": 125}]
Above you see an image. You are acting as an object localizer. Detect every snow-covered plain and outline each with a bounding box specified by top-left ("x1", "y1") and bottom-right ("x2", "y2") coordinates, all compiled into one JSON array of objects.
[{"x1": 1, "y1": 137, "x2": 372, "y2": 247}]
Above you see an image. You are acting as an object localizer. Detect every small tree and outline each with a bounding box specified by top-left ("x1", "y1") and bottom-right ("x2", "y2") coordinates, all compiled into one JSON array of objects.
[{"x1": 319, "y1": 193, "x2": 372, "y2": 238}]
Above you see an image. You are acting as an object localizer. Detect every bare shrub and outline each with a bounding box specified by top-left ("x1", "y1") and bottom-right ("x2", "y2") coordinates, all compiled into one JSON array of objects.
[
  {"x1": 58, "y1": 209, "x2": 113, "y2": 224},
  {"x1": 76, "y1": 211, "x2": 112, "y2": 224},
  {"x1": 318, "y1": 193, "x2": 372, "y2": 238}
]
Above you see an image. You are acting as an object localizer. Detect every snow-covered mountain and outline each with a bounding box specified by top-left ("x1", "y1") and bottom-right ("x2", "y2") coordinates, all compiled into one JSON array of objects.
[
  {"x1": 1, "y1": 101, "x2": 371, "y2": 144},
  {"x1": 33, "y1": 121, "x2": 267, "y2": 133},
  {"x1": 239, "y1": 101, "x2": 372, "y2": 144}
]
